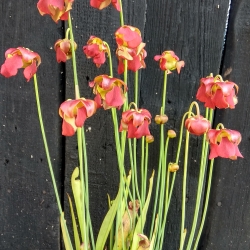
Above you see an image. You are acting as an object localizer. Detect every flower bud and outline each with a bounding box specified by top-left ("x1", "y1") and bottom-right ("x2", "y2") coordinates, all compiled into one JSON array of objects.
[
  {"x1": 168, "y1": 163, "x2": 179, "y2": 172},
  {"x1": 146, "y1": 135, "x2": 154, "y2": 143},
  {"x1": 155, "y1": 114, "x2": 168, "y2": 124},
  {"x1": 168, "y1": 130, "x2": 176, "y2": 138}
]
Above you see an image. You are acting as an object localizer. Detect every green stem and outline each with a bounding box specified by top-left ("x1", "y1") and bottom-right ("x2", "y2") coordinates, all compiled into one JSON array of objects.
[
  {"x1": 81, "y1": 128, "x2": 95, "y2": 250},
  {"x1": 186, "y1": 108, "x2": 210, "y2": 250},
  {"x1": 33, "y1": 74, "x2": 62, "y2": 214},
  {"x1": 123, "y1": 60, "x2": 128, "y2": 111},
  {"x1": 179, "y1": 130, "x2": 190, "y2": 250},
  {"x1": 150, "y1": 72, "x2": 168, "y2": 238},
  {"x1": 68, "y1": 12, "x2": 79, "y2": 94},
  {"x1": 144, "y1": 141, "x2": 149, "y2": 198},
  {"x1": 161, "y1": 71, "x2": 168, "y2": 114},
  {"x1": 193, "y1": 159, "x2": 214, "y2": 249},
  {"x1": 118, "y1": 0, "x2": 124, "y2": 26},
  {"x1": 134, "y1": 70, "x2": 139, "y2": 106},
  {"x1": 185, "y1": 136, "x2": 208, "y2": 250},
  {"x1": 154, "y1": 136, "x2": 169, "y2": 250},
  {"x1": 33, "y1": 74, "x2": 74, "y2": 249},
  {"x1": 140, "y1": 136, "x2": 145, "y2": 206},
  {"x1": 77, "y1": 128, "x2": 88, "y2": 248},
  {"x1": 104, "y1": 41, "x2": 113, "y2": 77}
]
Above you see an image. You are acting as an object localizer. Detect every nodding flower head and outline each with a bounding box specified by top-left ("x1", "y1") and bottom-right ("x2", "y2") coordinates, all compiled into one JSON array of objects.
[
  {"x1": 59, "y1": 98, "x2": 97, "y2": 136},
  {"x1": 37, "y1": 0, "x2": 74, "y2": 23},
  {"x1": 115, "y1": 26, "x2": 142, "y2": 49},
  {"x1": 0, "y1": 47, "x2": 41, "y2": 81},
  {"x1": 196, "y1": 75, "x2": 238, "y2": 109},
  {"x1": 154, "y1": 50, "x2": 184, "y2": 74},
  {"x1": 54, "y1": 38, "x2": 77, "y2": 63},
  {"x1": 90, "y1": 0, "x2": 120, "y2": 11},
  {"x1": 119, "y1": 106, "x2": 152, "y2": 139},
  {"x1": 207, "y1": 128, "x2": 243, "y2": 160},
  {"x1": 89, "y1": 75, "x2": 127, "y2": 110},
  {"x1": 83, "y1": 36, "x2": 108, "y2": 68}
]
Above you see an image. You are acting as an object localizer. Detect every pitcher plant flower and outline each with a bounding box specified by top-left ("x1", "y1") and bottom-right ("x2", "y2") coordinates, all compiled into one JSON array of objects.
[
  {"x1": 54, "y1": 38, "x2": 77, "y2": 63},
  {"x1": 115, "y1": 26, "x2": 142, "y2": 49},
  {"x1": 119, "y1": 105, "x2": 152, "y2": 138},
  {"x1": 89, "y1": 75, "x2": 127, "y2": 109},
  {"x1": 0, "y1": 47, "x2": 41, "y2": 82},
  {"x1": 154, "y1": 50, "x2": 185, "y2": 74},
  {"x1": 196, "y1": 75, "x2": 238, "y2": 109},
  {"x1": 90, "y1": 0, "x2": 120, "y2": 11},
  {"x1": 207, "y1": 128, "x2": 243, "y2": 160},
  {"x1": 185, "y1": 115, "x2": 211, "y2": 136},
  {"x1": 83, "y1": 36, "x2": 109, "y2": 67},
  {"x1": 116, "y1": 43, "x2": 147, "y2": 74},
  {"x1": 59, "y1": 98, "x2": 97, "y2": 136},
  {"x1": 37, "y1": 0, "x2": 74, "y2": 23}
]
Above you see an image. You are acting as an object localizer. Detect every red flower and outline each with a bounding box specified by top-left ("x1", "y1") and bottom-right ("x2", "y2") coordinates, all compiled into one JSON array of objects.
[
  {"x1": 207, "y1": 129, "x2": 243, "y2": 160},
  {"x1": 185, "y1": 115, "x2": 211, "y2": 136},
  {"x1": 54, "y1": 39, "x2": 77, "y2": 63},
  {"x1": 196, "y1": 76, "x2": 238, "y2": 109},
  {"x1": 90, "y1": 0, "x2": 120, "y2": 11},
  {"x1": 0, "y1": 47, "x2": 41, "y2": 82},
  {"x1": 116, "y1": 43, "x2": 147, "y2": 74},
  {"x1": 89, "y1": 75, "x2": 127, "y2": 109},
  {"x1": 154, "y1": 50, "x2": 184, "y2": 74},
  {"x1": 83, "y1": 36, "x2": 108, "y2": 67},
  {"x1": 37, "y1": 0, "x2": 74, "y2": 23},
  {"x1": 59, "y1": 98, "x2": 97, "y2": 136},
  {"x1": 119, "y1": 108, "x2": 152, "y2": 138},
  {"x1": 115, "y1": 26, "x2": 142, "y2": 49}
]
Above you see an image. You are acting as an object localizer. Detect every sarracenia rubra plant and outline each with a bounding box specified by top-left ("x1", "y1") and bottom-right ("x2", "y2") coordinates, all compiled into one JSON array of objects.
[{"x1": 0, "y1": 0, "x2": 243, "y2": 250}]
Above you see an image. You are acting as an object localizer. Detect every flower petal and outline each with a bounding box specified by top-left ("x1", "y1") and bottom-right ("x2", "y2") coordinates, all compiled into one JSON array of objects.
[
  {"x1": 0, "y1": 55, "x2": 23, "y2": 78},
  {"x1": 23, "y1": 61, "x2": 37, "y2": 81}
]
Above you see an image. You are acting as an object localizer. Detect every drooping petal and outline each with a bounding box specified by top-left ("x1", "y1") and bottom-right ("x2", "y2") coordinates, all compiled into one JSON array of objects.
[
  {"x1": 23, "y1": 60, "x2": 37, "y2": 81},
  {"x1": 134, "y1": 120, "x2": 151, "y2": 138},
  {"x1": 111, "y1": 0, "x2": 120, "y2": 11},
  {"x1": 132, "y1": 112, "x2": 148, "y2": 127},
  {"x1": 75, "y1": 106, "x2": 87, "y2": 127},
  {"x1": 56, "y1": 47, "x2": 67, "y2": 62},
  {"x1": 127, "y1": 121, "x2": 138, "y2": 138},
  {"x1": 81, "y1": 99, "x2": 97, "y2": 117},
  {"x1": 211, "y1": 89, "x2": 229, "y2": 109},
  {"x1": 62, "y1": 116, "x2": 77, "y2": 136},
  {"x1": 105, "y1": 85, "x2": 125, "y2": 108},
  {"x1": 0, "y1": 55, "x2": 23, "y2": 78},
  {"x1": 196, "y1": 84, "x2": 215, "y2": 109}
]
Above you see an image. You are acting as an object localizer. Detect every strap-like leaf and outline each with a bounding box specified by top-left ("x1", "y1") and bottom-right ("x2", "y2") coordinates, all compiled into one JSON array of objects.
[
  {"x1": 68, "y1": 193, "x2": 81, "y2": 250},
  {"x1": 130, "y1": 171, "x2": 155, "y2": 250}
]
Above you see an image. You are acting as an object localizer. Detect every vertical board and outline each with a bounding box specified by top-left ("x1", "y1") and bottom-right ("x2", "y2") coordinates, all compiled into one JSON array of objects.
[
  {"x1": 0, "y1": 1, "x2": 63, "y2": 249},
  {"x1": 201, "y1": 0, "x2": 250, "y2": 249},
  {"x1": 65, "y1": 0, "x2": 231, "y2": 249},
  {"x1": 141, "y1": 0, "x2": 231, "y2": 248}
]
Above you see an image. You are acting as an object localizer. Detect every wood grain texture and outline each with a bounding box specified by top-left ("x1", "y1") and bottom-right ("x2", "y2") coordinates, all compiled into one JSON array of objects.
[
  {"x1": 0, "y1": 1, "x2": 64, "y2": 249},
  {"x1": 65, "y1": 0, "x2": 231, "y2": 249},
  {"x1": 200, "y1": 0, "x2": 250, "y2": 249}
]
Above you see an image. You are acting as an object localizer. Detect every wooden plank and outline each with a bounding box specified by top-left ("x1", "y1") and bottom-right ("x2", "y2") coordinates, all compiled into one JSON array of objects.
[
  {"x1": 200, "y1": 0, "x2": 250, "y2": 249},
  {"x1": 65, "y1": 1, "x2": 231, "y2": 249},
  {"x1": 0, "y1": 1, "x2": 63, "y2": 249}
]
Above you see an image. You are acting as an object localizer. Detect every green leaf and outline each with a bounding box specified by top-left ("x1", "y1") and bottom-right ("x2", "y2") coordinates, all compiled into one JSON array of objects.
[
  {"x1": 60, "y1": 212, "x2": 74, "y2": 250},
  {"x1": 68, "y1": 193, "x2": 81, "y2": 250},
  {"x1": 71, "y1": 167, "x2": 85, "y2": 242},
  {"x1": 96, "y1": 184, "x2": 122, "y2": 250},
  {"x1": 130, "y1": 171, "x2": 155, "y2": 250}
]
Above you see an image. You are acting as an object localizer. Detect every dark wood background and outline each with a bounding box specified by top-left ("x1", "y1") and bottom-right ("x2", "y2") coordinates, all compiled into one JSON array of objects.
[{"x1": 1, "y1": 0, "x2": 250, "y2": 249}]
